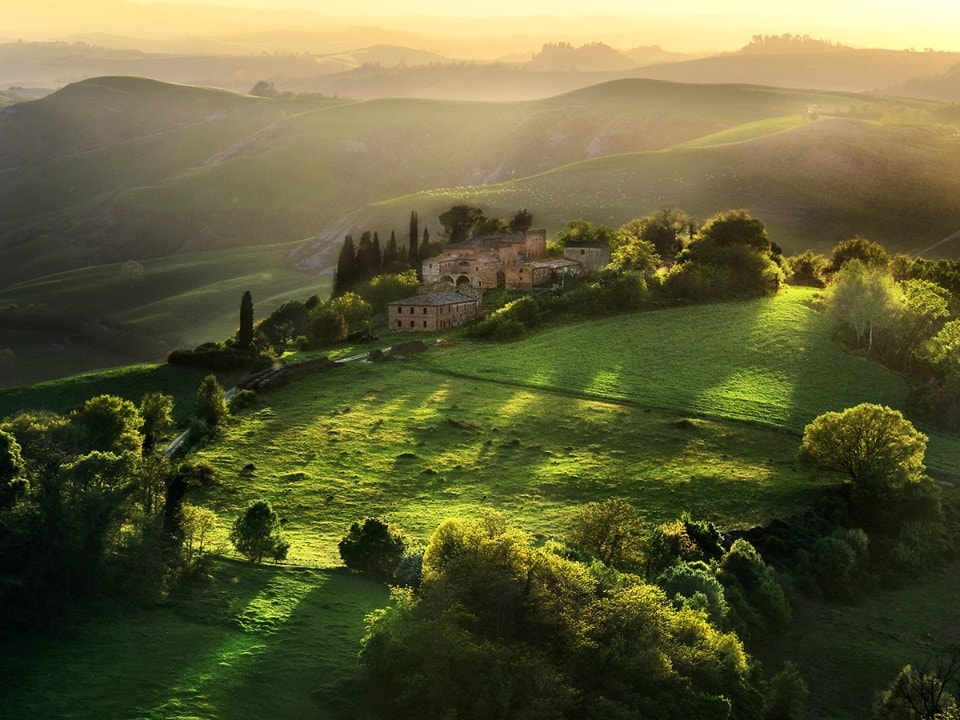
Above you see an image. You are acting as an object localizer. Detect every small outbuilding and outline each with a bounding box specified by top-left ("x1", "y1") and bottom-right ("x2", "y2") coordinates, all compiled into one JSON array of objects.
[
  {"x1": 388, "y1": 292, "x2": 481, "y2": 332},
  {"x1": 563, "y1": 242, "x2": 611, "y2": 273}
]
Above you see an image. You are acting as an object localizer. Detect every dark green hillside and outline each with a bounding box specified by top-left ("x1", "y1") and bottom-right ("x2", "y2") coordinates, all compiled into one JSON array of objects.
[
  {"x1": 3, "y1": 76, "x2": 934, "y2": 282},
  {"x1": 0, "y1": 241, "x2": 325, "y2": 387},
  {"x1": 343, "y1": 113, "x2": 960, "y2": 258},
  {"x1": 4, "y1": 76, "x2": 958, "y2": 383}
]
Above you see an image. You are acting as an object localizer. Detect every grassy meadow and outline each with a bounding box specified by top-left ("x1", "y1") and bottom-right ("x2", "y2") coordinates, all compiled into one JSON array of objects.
[{"x1": 3, "y1": 286, "x2": 960, "y2": 718}]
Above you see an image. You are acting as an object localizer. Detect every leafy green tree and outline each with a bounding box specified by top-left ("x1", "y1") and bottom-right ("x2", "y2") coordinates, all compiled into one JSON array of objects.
[
  {"x1": 765, "y1": 661, "x2": 809, "y2": 720},
  {"x1": 609, "y1": 232, "x2": 660, "y2": 274},
  {"x1": 438, "y1": 205, "x2": 485, "y2": 244},
  {"x1": 309, "y1": 307, "x2": 347, "y2": 345},
  {"x1": 874, "y1": 656, "x2": 960, "y2": 720},
  {"x1": 556, "y1": 218, "x2": 617, "y2": 247},
  {"x1": 717, "y1": 538, "x2": 791, "y2": 641},
  {"x1": 825, "y1": 259, "x2": 901, "y2": 354},
  {"x1": 657, "y1": 561, "x2": 730, "y2": 627},
  {"x1": 924, "y1": 319, "x2": 960, "y2": 393},
  {"x1": 180, "y1": 504, "x2": 218, "y2": 569},
  {"x1": 357, "y1": 269, "x2": 419, "y2": 312},
  {"x1": 339, "y1": 517, "x2": 407, "y2": 579},
  {"x1": 799, "y1": 403, "x2": 927, "y2": 490},
  {"x1": 229, "y1": 499, "x2": 288, "y2": 563},
  {"x1": 890, "y1": 279, "x2": 951, "y2": 369},
  {"x1": 786, "y1": 250, "x2": 830, "y2": 287},
  {"x1": 568, "y1": 496, "x2": 645, "y2": 569},
  {"x1": 327, "y1": 292, "x2": 373, "y2": 334},
  {"x1": 238, "y1": 290, "x2": 254, "y2": 351},
  {"x1": 508, "y1": 208, "x2": 533, "y2": 233},
  {"x1": 829, "y1": 235, "x2": 891, "y2": 273},
  {"x1": 0, "y1": 428, "x2": 26, "y2": 509},
  {"x1": 617, "y1": 206, "x2": 695, "y2": 261},
  {"x1": 195, "y1": 375, "x2": 229, "y2": 428},
  {"x1": 74, "y1": 394, "x2": 144, "y2": 455},
  {"x1": 139, "y1": 392, "x2": 174, "y2": 454},
  {"x1": 666, "y1": 210, "x2": 783, "y2": 300},
  {"x1": 361, "y1": 513, "x2": 766, "y2": 720},
  {"x1": 255, "y1": 300, "x2": 310, "y2": 352}
]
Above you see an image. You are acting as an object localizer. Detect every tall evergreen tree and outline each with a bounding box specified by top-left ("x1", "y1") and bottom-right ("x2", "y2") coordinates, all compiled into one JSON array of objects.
[
  {"x1": 409, "y1": 211, "x2": 420, "y2": 270},
  {"x1": 238, "y1": 290, "x2": 254, "y2": 351},
  {"x1": 355, "y1": 231, "x2": 376, "y2": 281},
  {"x1": 385, "y1": 230, "x2": 400, "y2": 267},
  {"x1": 334, "y1": 234, "x2": 357, "y2": 296},
  {"x1": 372, "y1": 231, "x2": 383, "y2": 273}
]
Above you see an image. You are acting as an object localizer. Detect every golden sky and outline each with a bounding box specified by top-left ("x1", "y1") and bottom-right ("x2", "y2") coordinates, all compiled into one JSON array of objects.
[{"x1": 6, "y1": 0, "x2": 960, "y2": 52}]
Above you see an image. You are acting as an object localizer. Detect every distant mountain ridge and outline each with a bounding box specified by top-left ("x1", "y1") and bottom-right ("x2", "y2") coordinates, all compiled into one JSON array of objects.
[{"x1": 4, "y1": 34, "x2": 960, "y2": 102}]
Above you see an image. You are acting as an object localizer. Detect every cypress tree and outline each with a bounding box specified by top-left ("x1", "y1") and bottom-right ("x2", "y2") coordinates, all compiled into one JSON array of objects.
[
  {"x1": 409, "y1": 211, "x2": 419, "y2": 270},
  {"x1": 334, "y1": 234, "x2": 357, "y2": 296},
  {"x1": 355, "y1": 231, "x2": 375, "y2": 281},
  {"x1": 372, "y1": 231, "x2": 383, "y2": 273},
  {"x1": 238, "y1": 290, "x2": 254, "y2": 351},
  {"x1": 385, "y1": 230, "x2": 400, "y2": 267}
]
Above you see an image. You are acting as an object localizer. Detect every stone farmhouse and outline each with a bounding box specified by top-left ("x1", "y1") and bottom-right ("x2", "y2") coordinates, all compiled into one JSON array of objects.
[
  {"x1": 388, "y1": 291, "x2": 480, "y2": 332},
  {"x1": 422, "y1": 229, "x2": 580, "y2": 291}
]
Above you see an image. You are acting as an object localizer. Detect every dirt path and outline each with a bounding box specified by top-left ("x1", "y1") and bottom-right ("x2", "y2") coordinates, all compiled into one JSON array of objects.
[{"x1": 915, "y1": 229, "x2": 960, "y2": 257}]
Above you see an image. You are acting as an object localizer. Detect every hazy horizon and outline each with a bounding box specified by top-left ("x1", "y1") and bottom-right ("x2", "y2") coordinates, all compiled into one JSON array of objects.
[{"x1": 5, "y1": 0, "x2": 960, "y2": 55}]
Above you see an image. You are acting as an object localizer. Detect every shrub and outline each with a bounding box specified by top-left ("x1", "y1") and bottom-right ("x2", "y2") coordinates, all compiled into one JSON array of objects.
[
  {"x1": 195, "y1": 374, "x2": 229, "y2": 427},
  {"x1": 309, "y1": 308, "x2": 347, "y2": 346},
  {"x1": 339, "y1": 518, "x2": 407, "y2": 579},
  {"x1": 657, "y1": 561, "x2": 730, "y2": 627},
  {"x1": 394, "y1": 550, "x2": 424, "y2": 587}
]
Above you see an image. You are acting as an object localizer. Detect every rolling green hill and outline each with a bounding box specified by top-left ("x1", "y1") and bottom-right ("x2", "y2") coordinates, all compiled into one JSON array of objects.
[
  {"x1": 3, "y1": 285, "x2": 957, "y2": 720},
  {"x1": 306, "y1": 111, "x2": 960, "y2": 263},
  {"x1": 3, "y1": 76, "x2": 959, "y2": 385}
]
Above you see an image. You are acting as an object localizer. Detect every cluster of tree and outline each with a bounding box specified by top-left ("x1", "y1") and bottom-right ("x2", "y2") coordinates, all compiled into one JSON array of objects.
[
  {"x1": 738, "y1": 403, "x2": 949, "y2": 605},
  {"x1": 355, "y1": 399, "x2": 955, "y2": 717},
  {"x1": 247, "y1": 80, "x2": 325, "y2": 100},
  {"x1": 740, "y1": 34, "x2": 846, "y2": 53},
  {"x1": 0, "y1": 380, "x2": 230, "y2": 633},
  {"x1": 469, "y1": 208, "x2": 784, "y2": 341},
  {"x1": 799, "y1": 237, "x2": 960, "y2": 428},
  {"x1": 528, "y1": 41, "x2": 637, "y2": 72},
  {"x1": 357, "y1": 510, "x2": 795, "y2": 720},
  {"x1": 664, "y1": 210, "x2": 784, "y2": 301},
  {"x1": 437, "y1": 205, "x2": 533, "y2": 244},
  {"x1": 334, "y1": 213, "x2": 433, "y2": 294}
]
